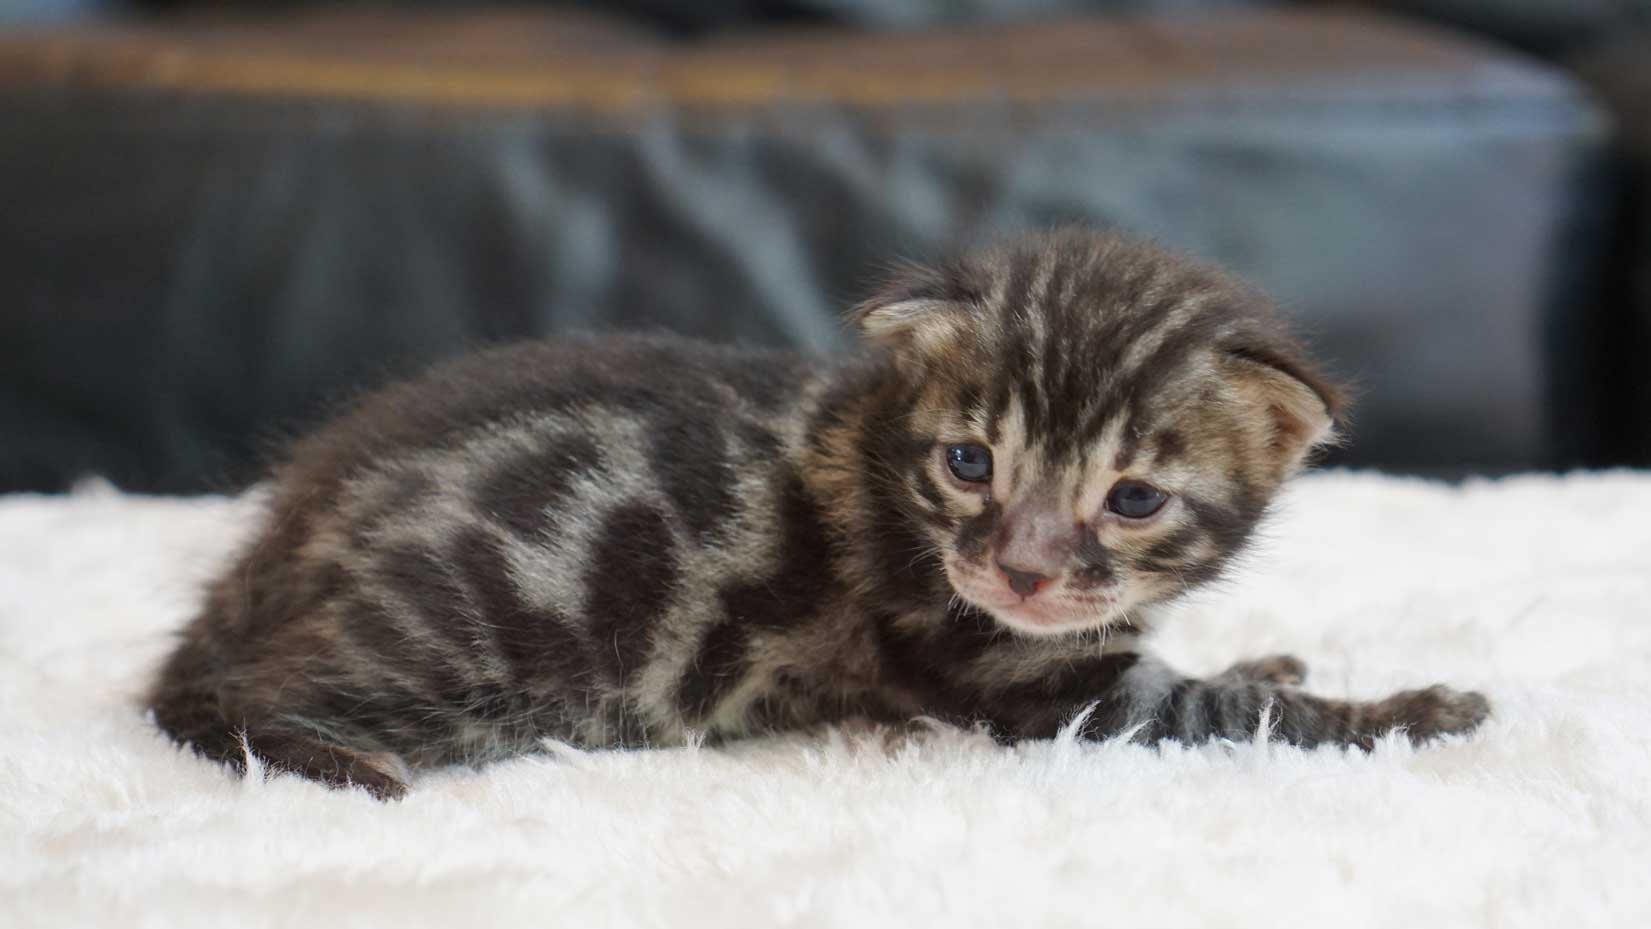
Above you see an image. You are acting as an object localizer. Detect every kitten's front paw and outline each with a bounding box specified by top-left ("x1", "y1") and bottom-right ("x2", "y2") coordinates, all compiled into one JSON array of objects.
[
  {"x1": 1224, "y1": 654, "x2": 1308, "y2": 686},
  {"x1": 1376, "y1": 685, "x2": 1490, "y2": 744}
]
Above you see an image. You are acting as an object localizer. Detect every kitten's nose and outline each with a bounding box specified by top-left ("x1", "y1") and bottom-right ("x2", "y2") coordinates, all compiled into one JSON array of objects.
[
  {"x1": 997, "y1": 563, "x2": 1051, "y2": 598},
  {"x1": 994, "y1": 498, "x2": 1074, "y2": 598}
]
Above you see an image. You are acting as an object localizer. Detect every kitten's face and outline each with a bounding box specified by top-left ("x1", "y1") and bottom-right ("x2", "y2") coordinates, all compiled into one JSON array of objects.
[{"x1": 857, "y1": 233, "x2": 1339, "y2": 637}]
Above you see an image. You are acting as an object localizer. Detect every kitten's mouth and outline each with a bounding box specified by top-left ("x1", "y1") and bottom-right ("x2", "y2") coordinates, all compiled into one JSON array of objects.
[
  {"x1": 990, "y1": 600, "x2": 1093, "y2": 635},
  {"x1": 945, "y1": 563, "x2": 1120, "y2": 637}
]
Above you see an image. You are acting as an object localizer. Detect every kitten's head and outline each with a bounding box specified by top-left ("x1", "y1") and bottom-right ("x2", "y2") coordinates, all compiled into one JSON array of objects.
[{"x1": 854, "y1": 230, "x2": 1341, "y2": 637}]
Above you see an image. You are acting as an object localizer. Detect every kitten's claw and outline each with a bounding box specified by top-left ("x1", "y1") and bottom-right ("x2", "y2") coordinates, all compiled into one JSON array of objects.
[
  {"x1": 1224, "y1": 654, "x2": 1308, "y2": 686},
  {"x1": 1374, "y1": 685, "x2": 1490, "y2": 744}
]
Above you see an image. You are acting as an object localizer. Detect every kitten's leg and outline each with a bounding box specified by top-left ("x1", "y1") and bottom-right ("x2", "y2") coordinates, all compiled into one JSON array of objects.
[
  {"x1": 242, "y1": 731, "x2": 412, "y2": 800},
  {"x1": 982, "y1": 653, "x2": 1487, "y2": 749},
  {"x1": 154, "y1": 676, "x2": 413, "y2": 798},
  {"x1": 1129, "y1": 659, "x2": 1489, "y2": 749},
  {"x1": 1220, "y1": 654, "x2": 1308, "y2": 686},
  {"x1": 159, "y1": 700, "x2": 412, "y2": 799}
]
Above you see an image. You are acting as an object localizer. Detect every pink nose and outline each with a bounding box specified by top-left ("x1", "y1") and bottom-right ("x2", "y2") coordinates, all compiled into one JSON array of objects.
[{"x1": 997, "y1": 563, "x2": 1052, "y2": 598}]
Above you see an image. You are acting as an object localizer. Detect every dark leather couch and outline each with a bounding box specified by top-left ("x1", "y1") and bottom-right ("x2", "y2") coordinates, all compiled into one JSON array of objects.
[
  {"x1": 1573, "y1": 35, "x2": 1651, "y2": 467},
  {"x1": 1357, "y1": 0, "x2": 1651, "y2": 468},
  {"x1": 0, "y1": 0, "x2": 1634, "y2": 492}
]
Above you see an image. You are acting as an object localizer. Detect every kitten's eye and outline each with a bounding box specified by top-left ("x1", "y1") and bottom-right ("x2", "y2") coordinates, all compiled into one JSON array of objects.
[
  {"x1": 945, "y1": 444, "x2": 993, "y2": 483},
  {"x1": 1105, "y1": 480, "x2": 1168, "y2": 519}
]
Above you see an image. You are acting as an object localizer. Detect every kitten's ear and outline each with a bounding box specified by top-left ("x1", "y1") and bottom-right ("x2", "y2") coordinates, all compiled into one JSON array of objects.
[
  {"x1": 850, "y1": 265, "x2": 972, "y2": 356},
  {"x1": 852, "y1": 298, "x2": 962, "y2": 349},
  {"x1": 1223, "y1": 345, "x2": 1343, "y2": 478}
]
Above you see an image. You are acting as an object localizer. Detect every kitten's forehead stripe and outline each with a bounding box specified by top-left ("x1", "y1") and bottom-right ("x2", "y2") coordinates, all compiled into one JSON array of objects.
[
  {"x1": 957, "y1": 382, "x2": 983, "y2": 421},
  {"x1": 998, "y1": 252, "x2": 1040, "y2": 338},
  {"x1": 971, "y1": 239, "x2": 1238, "y2": 468},
  {"x1": 1111, "y1": 428, "x2": 1141, "y2": 473},
  {"x1": 1154, "y1": 430, "x2": 1186, "y2": 464},
  {"x1": 986, "y1": 379, "x2": 1013, "y2": 443}
]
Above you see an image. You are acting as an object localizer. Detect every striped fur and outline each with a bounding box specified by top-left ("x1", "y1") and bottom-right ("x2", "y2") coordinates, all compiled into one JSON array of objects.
[{"x1": 149, "y1": 230, "x2": 1487, "y2": 799}]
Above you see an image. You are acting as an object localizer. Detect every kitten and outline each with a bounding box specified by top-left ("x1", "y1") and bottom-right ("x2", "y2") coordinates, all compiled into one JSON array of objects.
[{"x1": 149, "y1": 229, "x2": 1489, "y2": 799}]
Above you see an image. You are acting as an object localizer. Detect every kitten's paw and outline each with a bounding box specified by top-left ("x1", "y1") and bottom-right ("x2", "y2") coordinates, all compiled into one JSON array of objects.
[
  {"x1": 1224, "y1": 654, "x2": 1308, "y2": 686},
  {"x1": 347, "y1": 752, "x2": 412, "y2": 801},
  {"x1": 1376, "y1": 685, "x2": 1491, "y2": 744},
  {"x1": 248, "y1": 733, "x2": 411, "y2": 800}
]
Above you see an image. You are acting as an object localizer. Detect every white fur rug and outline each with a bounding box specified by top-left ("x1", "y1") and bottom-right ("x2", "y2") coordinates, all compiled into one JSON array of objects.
[{"x1": 3, "y1": 471, "x2": 1651, "y2": 928}]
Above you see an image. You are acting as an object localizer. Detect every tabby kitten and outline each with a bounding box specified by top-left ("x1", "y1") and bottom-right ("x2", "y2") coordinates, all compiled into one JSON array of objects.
[{"x1": 150, "y1": 229, "x2": 1489, "y2": 799}]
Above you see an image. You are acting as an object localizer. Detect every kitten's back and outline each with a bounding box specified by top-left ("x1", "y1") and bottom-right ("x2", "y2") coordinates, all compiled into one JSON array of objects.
[{"x1": 150, "y1": 334, "x2": 838, "y2": 794}]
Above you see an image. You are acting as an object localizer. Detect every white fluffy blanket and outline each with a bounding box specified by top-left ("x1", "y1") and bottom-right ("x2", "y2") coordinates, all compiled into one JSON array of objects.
[{"x1": 4, "y1": 471, "x2": 1651, "y2": 928}]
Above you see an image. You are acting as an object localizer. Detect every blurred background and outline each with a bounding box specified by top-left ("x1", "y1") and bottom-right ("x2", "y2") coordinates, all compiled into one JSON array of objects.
[{"x1": 1, "y1": 0, "x2": 1647, "y2": 493}]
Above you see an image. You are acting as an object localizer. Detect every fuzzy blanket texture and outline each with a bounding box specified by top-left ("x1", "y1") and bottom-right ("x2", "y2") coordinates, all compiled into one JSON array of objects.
[{"x1": 3, "y1": 471, "x2": 1650, "y2": 928}]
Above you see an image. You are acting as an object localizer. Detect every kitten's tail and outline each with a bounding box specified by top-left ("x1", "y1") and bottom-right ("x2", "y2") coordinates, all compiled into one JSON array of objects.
[
  {"x1": 148, "y1": 636, "x2": 412, "y2": 800},
  {"x1": 148, "y1": 638, "x2": 250, "y2": 771}
]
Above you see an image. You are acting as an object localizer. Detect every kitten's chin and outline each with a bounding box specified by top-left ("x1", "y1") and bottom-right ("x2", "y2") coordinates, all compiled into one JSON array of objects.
[
  {"x1": 943, "y1": 561, "x2": 1128, "y2": 637},
  {"x1": 979, "y1": 601, "x2": 1116, "y2": 638},
  {"x1": 949, "y1": 583, "x2": 1122, "y2": 637}
]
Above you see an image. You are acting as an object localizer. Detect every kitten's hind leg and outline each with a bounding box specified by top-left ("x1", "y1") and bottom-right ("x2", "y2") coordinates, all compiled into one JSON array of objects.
[
  {"x1": 153, "y1": 684, "x2": 412, "y2": 799},
  {"x1": 242, "y1": 731, "x2": 412, "y2": 800}
]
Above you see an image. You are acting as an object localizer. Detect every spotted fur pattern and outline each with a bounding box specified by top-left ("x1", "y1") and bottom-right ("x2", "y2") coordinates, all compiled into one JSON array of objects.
[{"x1": 150, "y1": 230, "x2": 1488, "y2": 799}]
